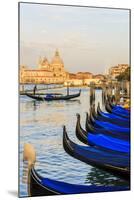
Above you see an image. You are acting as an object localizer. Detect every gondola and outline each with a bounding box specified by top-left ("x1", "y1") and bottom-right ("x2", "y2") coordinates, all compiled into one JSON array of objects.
[
  {"x1": 26, "y1": 93, "x2": 45, "y2": 101},
  {"x1": 24, "y1": 144, "x2": 129, "y2": 197},
  {"x1": 92, "y1": 105, "x2": 129, "y2": 128},
  {"x1": 26, "y1": 90, "x2": 81, "y2": 101},
  {"x1": 110, "y1": 105, "x2": 130, "y2": 115},
  {"x1": 106, "y1": 96, "x2": 129, "y2": 113},
  {"x1": 87, "y1": 133, "x2": 130, "y2": 153},
  {"x1": 85, "y1": 112, "x2": 130, "y2": 141},
  {"x1": 108, "y1": 100, "x2": 130, "y2": 114},
  {"x1": 97, "y1": 103, "x2": 129, "y2": 122},
  {"x1": 105, "y1": 102, "x2": 130, "y2": 119},
  {"x1": 76, "y1": 113, "x2": 88, "y2": 145},
  {"x1": 89, "y1": 110, "x2": 130, "y2": 134},
  {"x1": 29, "y1": 167, "x2": 129, "y2": 196},
  {"x1": 63, "y1": 126, "x2": 130, "y2": 180},
  {"x1": 76, "y1": 114, "x2": 130, "y2": 153}
]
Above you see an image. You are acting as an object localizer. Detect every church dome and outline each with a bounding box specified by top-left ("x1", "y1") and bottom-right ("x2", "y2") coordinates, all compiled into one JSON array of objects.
[
  {"x1": 42, "y1": 57, "x2": 49, "y2": 65},
  {"x1": 51, "y1": 50, "x2": 64, "y2": 65},
  {"x1": 38, "y1": 57, "x2": 50, "y2": 70}
]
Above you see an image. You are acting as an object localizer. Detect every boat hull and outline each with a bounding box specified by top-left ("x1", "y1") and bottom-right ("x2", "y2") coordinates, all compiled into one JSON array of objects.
[
  {"x1": 29, "y1": 167, "x2": 130, "y2": 197},
  {"x1": 63, "y1": 127, "x2": 130, "y2": 180},
  {"x1": 26, "y1": 90, "x2": 81, "y2": 101}
]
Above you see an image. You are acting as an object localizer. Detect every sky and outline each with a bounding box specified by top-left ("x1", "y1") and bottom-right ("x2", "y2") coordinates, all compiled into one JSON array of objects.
[{"x1": 19, "y1": 3, "x2": 130, "y2": 74}]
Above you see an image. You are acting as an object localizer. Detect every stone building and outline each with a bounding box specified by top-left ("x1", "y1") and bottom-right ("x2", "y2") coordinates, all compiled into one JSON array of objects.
[
  {"x1": 65, "y1": 71, "x2": 105, "y2": 86},
  {"x1": 93, "y1": 74, "x2": 105, "y2": 80},
  {"x1": 51, "y1": 50, "x2": 67, "y2": 80},
  {"x1": 76, "y1": 72, "x2": 93, "y2": 79},
  {"x1": 109, "y1": 64, "x2": 129, "y2": 79},
  {"x1": 38, "y1": 57, "x2": 50, "y2": 70},
  {"x1": 20, "y1": 50, "x2": 69, "y2": 84}
]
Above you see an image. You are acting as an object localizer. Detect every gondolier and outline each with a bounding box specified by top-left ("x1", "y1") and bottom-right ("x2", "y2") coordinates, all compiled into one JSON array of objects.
[{"x1": 33, "y1": 85, "x2": 37, "y2": 95}]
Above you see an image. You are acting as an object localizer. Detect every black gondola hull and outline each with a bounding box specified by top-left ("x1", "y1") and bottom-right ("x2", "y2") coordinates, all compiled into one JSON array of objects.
[
  {"x1": 29, "y1": 168, "x2": 60, "y2": 196},
  {"x1": 63, "y1": 127, "x2": 130, "y2": 180},
  {"x1": 26, "y1": 90, "x2": 81, "y2": 101}
]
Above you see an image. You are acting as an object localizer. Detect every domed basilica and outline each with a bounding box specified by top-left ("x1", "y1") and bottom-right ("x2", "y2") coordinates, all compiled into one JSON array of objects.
[{"x1": 20, "y1": 50, "x2": 69, "y2": 84}]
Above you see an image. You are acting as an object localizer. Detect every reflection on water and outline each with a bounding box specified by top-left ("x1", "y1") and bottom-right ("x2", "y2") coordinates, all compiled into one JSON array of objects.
[
  {"x1": 85, "y1": 167, "x2": 129, "y2": 186},
  {"x1": 19, "y1": 86, "x2": 129, "y2": 197}
]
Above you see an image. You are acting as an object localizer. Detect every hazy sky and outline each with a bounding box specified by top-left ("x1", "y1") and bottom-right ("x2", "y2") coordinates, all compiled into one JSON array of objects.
[{"x1": 20, "y1": 3, "x2": 130, "y2": 74}]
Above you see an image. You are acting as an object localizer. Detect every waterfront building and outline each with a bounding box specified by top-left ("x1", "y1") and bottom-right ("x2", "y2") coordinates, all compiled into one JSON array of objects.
[
  {"x1": 20, "y1": 50, "x2": 69, "y2": 84},
  {"x1": 109, "y1": 64, "x2": 129, "y2": 79},
  {"x1": 65, "y1": 71, "x2": 105, "y2": 86},
  {"x1": 38, "y1": 57, "x2": 50, "y2": 70},
  {"x1": 93, "y1": 74, "x2": 105, "y2": 80},
  {"x1": 64, "y1": 79, "x2": 83, "y2": 86},
  {"x1": 64, "y1": 77, "x2": 103, "y2": 87},
  {"x1": 68, "y1": 73, "x2": 77, "y2": 79},
  {"x1": 20, "y1": 49, "x2": 106, "y2": 86},
  {"x1": 84, "y1": 78, "x2": 102, "y2": 86},
  {"x1": 76, "y1": 72, "x2": 93, "y2": 79},
  {"x1": 68, "y1": 72, "x2": 93, "y2": 80}
]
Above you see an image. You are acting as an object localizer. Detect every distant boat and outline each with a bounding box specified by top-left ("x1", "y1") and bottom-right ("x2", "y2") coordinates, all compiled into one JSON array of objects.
[{"x1": 26, "y1": 89, "x2": 81, "y2": 101}]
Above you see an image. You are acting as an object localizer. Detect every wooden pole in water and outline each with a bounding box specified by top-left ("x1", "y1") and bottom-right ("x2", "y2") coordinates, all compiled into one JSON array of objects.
[
  {"x1": 115, "y1": 82, "x2": 120, "y2": 104},
  {"x1": 22, "y1": 84, "x2": 24, "y2": 92},
  {"x1": 23, "y1": 143, "x2": 36, "y2": 170},
  {"x1": 93, "y1": 83, "x2": 95, "y2": 103},
  {"x1": 67, "y1": 82, "x2": 69, "y2": 95},
  {"x1": 90, "y1": 84, "x2": 93, "y2": 106},
  {"x1": 90, "y1": 83, "x2": 95, "y2": 106},
  {"x1": 102, "y1": 83, "x2": 106, "y2": 104},
  {"x1": 111, "y1": 85, "x2": 115, "y2": 103},
  {"x1": 102, "y1": 84, "x2": 104, "y2": 104},
  {"x1": 126, "y1": 81, "x2": 130, "y2": 98},
  {"x1": 23, "y1": 143, "x2": 36, "y2": 196},
  {"x1": 107, "y1": 82, "x2": 112, "y2": 101}
]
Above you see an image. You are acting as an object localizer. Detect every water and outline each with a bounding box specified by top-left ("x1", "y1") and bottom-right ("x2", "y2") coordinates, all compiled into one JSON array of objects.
[{"x1": 19, "y1": 86, "x2": 129, "y2": 197}]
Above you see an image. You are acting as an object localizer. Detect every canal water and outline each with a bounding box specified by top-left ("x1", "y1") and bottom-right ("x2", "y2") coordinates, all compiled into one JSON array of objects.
[{"x1": 19, "y1": 86, "x2": 129, "y2": 197}]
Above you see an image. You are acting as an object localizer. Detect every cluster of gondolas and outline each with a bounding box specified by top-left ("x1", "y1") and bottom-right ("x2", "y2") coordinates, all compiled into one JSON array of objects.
[{"x1": 24, "y1": 100, "x2": 130, "y2": 197}]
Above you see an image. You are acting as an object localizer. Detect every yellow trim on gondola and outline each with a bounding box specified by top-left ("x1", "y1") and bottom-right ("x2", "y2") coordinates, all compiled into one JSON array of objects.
[{"x1": 123, "y1": 99, "x2": 130, "y2": 109}]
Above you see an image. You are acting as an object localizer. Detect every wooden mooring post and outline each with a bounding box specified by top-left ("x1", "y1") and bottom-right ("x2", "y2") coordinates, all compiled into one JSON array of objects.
[
  {"x1": 114, "y1": 82, "x2": 121, "y2": 104},
  {"x1": 101, "y1": 80, "x2": 130, "y2": 105},
  {"x1": 102, "y1": 85, "x2": 106, "y2": 104},
  {"x1": 102, "y1": 83, "x2": 116, "y2": 104},
  {"x1": 90, "y1": 83, "x2": 95, "y2": 106},
  {"x1": 126, "y1": 81, "x2": 130, "y2": 98}
]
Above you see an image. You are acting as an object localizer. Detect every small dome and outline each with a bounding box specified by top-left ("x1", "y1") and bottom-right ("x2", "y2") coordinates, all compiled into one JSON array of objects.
[
  {"x1": 42, "y1": 57, "x2": 49, "y2": 65},
  {"x1": 38, "y1": 57, "x2": 50, "y2": 69},
  {"x1": 51, "y1": 50, "x2": 64, "y2": 65}
]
